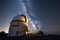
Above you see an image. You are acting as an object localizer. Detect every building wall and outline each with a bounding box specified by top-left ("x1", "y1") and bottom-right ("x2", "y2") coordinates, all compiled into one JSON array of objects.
[{"x1": 8, "y1": 20, "x2": 28, "y2": 36}]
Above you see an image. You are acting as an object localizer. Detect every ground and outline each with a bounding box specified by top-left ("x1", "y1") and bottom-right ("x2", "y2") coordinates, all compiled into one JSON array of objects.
[{"x1": 0, "y1": 35, "x2": 60, "y2": 40}]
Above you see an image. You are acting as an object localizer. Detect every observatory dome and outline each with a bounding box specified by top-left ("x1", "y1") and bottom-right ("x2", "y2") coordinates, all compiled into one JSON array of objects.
[
  {"x1": 8, "y1": 14, "x2": 28, "y2": 36},
  {"x1": 13, "y1": 15, "x2": 27, "y2": 22}
]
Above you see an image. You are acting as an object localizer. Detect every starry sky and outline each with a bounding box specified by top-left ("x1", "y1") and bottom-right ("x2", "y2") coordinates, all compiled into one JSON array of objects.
[{"x1": 0, "y1": 0, "x2": 60, "y2": 35}]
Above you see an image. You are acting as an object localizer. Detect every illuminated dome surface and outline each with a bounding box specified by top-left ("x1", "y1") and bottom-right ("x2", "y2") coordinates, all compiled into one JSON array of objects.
[
  {"x1": 13, "y1": 15, "x2": 27, "y2": 22},
  {"x1": 12, "y1": 14, "x2": 28, "y2": 30}
]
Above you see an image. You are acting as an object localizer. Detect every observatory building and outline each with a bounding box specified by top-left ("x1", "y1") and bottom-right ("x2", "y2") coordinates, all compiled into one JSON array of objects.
[{"x1": 8, "y1": 15, "x2": 28, "y2": 36}]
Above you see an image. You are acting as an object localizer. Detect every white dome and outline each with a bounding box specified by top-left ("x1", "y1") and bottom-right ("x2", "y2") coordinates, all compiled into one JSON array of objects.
[{"x1": 13, "y1": 15, "x2": 26, "y2": 22}]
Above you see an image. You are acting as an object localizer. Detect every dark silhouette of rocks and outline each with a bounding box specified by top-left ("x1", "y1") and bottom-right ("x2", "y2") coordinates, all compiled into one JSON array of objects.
[
  {"x1": 36, "y1": 30, "x2": 44, "y2": 36},
  {"x1": 0, "y1": 31, "x2": 7, "y2": 37}
]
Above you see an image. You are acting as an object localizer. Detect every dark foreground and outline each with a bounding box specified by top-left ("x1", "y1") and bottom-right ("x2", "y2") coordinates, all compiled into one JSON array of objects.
[{"x1": 0, "y1": 35, "x2": 60, "y2": 40}]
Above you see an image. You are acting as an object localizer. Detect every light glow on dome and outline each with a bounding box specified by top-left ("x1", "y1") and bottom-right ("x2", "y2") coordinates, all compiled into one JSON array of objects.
[{"x1": 19, "y1": 16, "x2": 26, "y2": 22}]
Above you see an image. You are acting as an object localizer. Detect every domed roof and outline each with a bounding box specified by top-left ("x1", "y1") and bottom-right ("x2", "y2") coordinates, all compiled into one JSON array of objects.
[{"x1": 13, "y1": 15, "x2": 27, "y2": 22}]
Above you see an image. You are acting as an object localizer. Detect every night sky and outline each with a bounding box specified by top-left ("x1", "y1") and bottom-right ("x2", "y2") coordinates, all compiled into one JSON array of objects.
[{"x1": 0, "y1": 0, "x2": 60, "y2": 35}]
